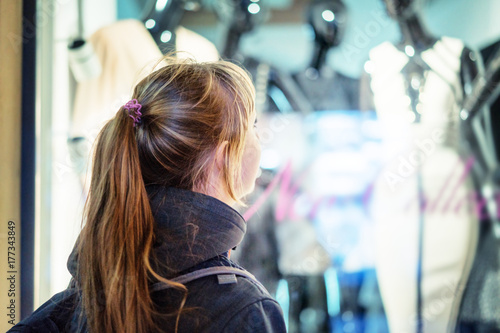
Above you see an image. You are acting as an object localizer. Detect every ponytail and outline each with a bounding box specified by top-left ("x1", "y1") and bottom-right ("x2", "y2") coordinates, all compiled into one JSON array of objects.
[{"x1": 78, "y1": 107, "x2": 186, "y2": 333}]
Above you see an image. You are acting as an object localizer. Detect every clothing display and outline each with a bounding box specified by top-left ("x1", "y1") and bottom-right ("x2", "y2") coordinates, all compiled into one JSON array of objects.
[
  {"x1": 10, "y1": 187, "x2": 286, "y2": 333},
  {"x1": 22, "y1": 0, "x2": 500, "y2": 332},
  {"x1": 368, "y1": 37, "x2": 479, "y2": 333}
]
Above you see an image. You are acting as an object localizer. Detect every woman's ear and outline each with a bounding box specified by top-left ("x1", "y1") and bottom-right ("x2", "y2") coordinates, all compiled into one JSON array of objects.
[{"x1": 215, "y1": 141, "x2": 229, "y2": 170}]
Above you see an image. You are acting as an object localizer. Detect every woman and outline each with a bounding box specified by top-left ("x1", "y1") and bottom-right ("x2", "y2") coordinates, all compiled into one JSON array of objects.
[{"x1": 10, "y1": 58, "x2": 286, "y2": 332}]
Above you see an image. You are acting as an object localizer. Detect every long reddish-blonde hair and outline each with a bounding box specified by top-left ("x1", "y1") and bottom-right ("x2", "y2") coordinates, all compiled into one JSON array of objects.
[{"x1": 77, "y1": 57, "x2": 255, "y2": 333}]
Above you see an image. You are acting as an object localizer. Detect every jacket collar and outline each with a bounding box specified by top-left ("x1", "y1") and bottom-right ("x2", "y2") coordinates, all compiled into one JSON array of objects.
[
  {"x1": 67, "y1": 186, "x2": 246, "y2": 280},
  {"x1": 147, "y1": 185, "x2": 246, "y2": 277}
]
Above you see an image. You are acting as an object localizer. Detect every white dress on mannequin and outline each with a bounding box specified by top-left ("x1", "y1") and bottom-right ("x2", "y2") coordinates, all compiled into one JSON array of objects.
[{"x1": 368, "y1": 37, "x2": 479, "y2": 333}]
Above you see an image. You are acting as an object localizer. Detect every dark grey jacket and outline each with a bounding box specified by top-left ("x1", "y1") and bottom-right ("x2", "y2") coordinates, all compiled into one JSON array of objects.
[{"x1": 8, "y1": 186, "x2": 287, "y2": 332}]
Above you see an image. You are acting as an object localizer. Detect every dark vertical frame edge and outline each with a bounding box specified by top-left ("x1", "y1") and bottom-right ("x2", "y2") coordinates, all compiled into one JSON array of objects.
[{"x1": 20, "y1": 0, "x2": 36, "y2": 320}]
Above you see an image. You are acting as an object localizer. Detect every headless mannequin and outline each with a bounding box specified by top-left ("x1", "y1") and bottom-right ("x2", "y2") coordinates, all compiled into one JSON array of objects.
[{"x1": 365, "y1": 0, "x2": 482, "y2": 332}]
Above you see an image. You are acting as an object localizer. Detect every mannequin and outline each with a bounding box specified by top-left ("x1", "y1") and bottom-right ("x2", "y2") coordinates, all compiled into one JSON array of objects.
[
  {"x1": 142, "y1": 0, "x2": 219, "y2": 60},
  {"x1": 214, "y1": 0, "x2": 314, "y2": 114},
  {"x1": 141, "y1": 0, "x2": 192, "y2": 49},
  {"x1": 364, "y1": 0, "x2": 482, "y2": 332},
  {"x1": 455, "y1": 44, "x2": 500, "y2": 331},
  {"x1": 215, "y1": 0, "x2": 268, "y2": 61},
  {"x1": 276, "y1": 2, "x2": 385, "y2": 333},
  {"x1": 292, "y1": 0, "x2": 359, "y2": 111}
]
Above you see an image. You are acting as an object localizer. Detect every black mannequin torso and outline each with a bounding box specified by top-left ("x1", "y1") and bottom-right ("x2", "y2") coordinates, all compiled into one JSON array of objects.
[{"x1": 292, "y1": 68, "x2": 359, "y2": 111}]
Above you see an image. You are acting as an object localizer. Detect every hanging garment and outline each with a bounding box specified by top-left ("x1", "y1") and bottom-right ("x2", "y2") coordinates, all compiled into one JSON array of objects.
[
  {"x1": 69, "y1": 19, "x2": 219, "y2": 192},
  {"x1": 368, "y1": 37, "x2": 479, "y2": 333},
  {"x1": 71, "y1": 19, "x2": 163, "y2": 139},
  {"x1": 70, "y1": 19, "x2": 219, "y2": 139}
]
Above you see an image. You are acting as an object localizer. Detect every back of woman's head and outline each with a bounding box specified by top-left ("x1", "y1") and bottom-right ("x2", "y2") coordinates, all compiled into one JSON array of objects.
[
  {"x1": 97, "y1": 58, "x2": 255, "y2": 200},
  {"x1": 78, "y1": 57, "x2": 255, "y2": 333}
]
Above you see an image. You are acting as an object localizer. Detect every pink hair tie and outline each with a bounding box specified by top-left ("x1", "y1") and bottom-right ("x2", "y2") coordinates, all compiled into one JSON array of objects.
[{"x1": 123, "y1": 99, "x2": 142, "y2": 127}]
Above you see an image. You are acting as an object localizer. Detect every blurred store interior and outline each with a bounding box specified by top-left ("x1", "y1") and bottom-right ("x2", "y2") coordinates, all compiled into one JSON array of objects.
[{"x1": 3, "y1": 0, "x2": 500, "y2": 332}]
